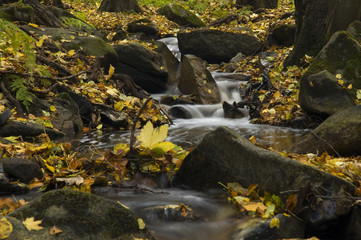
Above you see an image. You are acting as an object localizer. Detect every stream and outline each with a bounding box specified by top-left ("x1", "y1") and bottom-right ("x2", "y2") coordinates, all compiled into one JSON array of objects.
[{"x1": 70, "y1": 38, "x2": 309, "y2": 239}]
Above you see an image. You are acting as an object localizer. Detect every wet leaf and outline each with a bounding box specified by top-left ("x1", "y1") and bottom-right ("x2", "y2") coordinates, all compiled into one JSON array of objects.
[
  {"x1": 49, "y1": 105, "x2": 57, "y2": 112},
  {"x1": 137, "y1": 218, "x2": 145, "y2": 230},
  {"x1": 248, "y1": 135, "x2": 256, "y2": 144},
  {"x1": 270, "y1": 217, "x2": 280, "y2": 229},
  {"x1": 0, "y1": 217, "x2": 12, "y2": 239},
  {"x1": 137, "y1": 121, "x2": 168, "y2": 149},
  {"x1": 23, "y1": 217, "x2": 43, "y2": 231}
]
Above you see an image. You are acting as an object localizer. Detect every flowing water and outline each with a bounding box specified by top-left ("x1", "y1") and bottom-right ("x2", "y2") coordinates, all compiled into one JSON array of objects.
[{"x1": 70, "y1": 37, "x2": 309, "y2": 239}]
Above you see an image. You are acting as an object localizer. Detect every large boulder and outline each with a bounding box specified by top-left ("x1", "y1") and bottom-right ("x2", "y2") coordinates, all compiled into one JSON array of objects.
[
  {"x1": 347, "y1": 20, "x2": 361, "y2": 42},
  {"x1": 174, "y1": 127, "x2": 355, "y2": 231},
  {"x1": 289, "y1": 105, "x2": 361, "y2": 156},
  {"x1": 267, "y1": 23, "x2": 296, "y2": 47},
  {"x1": 113, "y1": 43, "x2": 170, "y2": 93},
  {"x1": 178, "y1": 54, "x2": 221, "y2": 104},
  {"x1": 8, "y1": 189, "x2": 156, "y2": 240},
  {"x1": 157, "y1": 3, "x2": 205, "y2": 28},
  {"x1": 299, "y1": 31, "x2": 361, "y2": 116},
  {"x1": 177, "y1": 29, "x2": 263, "y2": 64}
]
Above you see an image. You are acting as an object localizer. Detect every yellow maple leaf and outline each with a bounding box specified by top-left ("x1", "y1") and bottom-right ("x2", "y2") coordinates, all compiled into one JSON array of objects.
[
  {"x1": 136, "y1": 121, "x2": 168, "y2": 149},
  {"x1": 0, "y1": 217, "x2": 13, "y2": 239},
  {"x1": 105, "y1": 65, "x2": 115, "y2": 80},
  {"x1": 23, "y1": 217, "x2": 43, "y2": 231}
]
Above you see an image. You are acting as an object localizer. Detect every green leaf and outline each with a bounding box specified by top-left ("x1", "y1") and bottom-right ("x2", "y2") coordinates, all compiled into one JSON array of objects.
[{"x1": 357, "y1": 89, "x2": 361, "y2": 100}]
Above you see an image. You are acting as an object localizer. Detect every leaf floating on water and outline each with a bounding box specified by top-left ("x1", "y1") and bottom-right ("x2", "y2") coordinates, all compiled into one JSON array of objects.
[
  {"x1": 23, "y1": 217, "x2": 43, "y2": 231},
  {"x1": 0, "y1": 217, "x2": 13, "y2": 239}
]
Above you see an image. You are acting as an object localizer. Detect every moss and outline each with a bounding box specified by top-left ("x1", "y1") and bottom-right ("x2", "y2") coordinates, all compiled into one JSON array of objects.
[{"x1": 158, "y1": 3, "x2": 205, "y2": 27}]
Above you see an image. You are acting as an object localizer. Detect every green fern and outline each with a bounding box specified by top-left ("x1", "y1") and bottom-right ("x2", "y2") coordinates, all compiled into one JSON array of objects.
[{"x1": 10, "y1": 77, "x2": 34, "y2": 112}]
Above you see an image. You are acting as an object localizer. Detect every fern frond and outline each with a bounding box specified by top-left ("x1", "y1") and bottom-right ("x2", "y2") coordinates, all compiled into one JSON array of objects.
[{"x1": 10, "y1": 77, "x2": 34, "y2": 112}]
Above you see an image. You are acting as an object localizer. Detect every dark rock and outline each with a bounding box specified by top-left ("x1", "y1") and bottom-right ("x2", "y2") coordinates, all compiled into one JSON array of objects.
[
  {"x1": 174, "y1": 127, "x2": 355, "y2": 230},
  {"x1": 127, "y1": 18, "x2": 158, "y2": 39},
  {"x1": 344, "y1": 203, "x2": 361, "y2": 240},
  {"x1": 299, "y1": 31, "x2": 361, "y2": 116},
  {"x1": 177, "y1": 29, "x2": 263, "y2": 64},
  {"x1": 347, "y1": 20, "x2": 361, "y2": 43},
  {"x1": 222, "y1": 101, "x2": 245, "y2": 118},
  {"x1": 160, "y1": 95, "x2": 195, "y2": 106},
  {"x1": 0, "y1": 173, "x2": 28, "y2": 195},
  {"x1": 289, "y1": 105, "x2": 361, "y2": 156},
  {"x1": 168, "y1": 106, "x2": 193, "y2": 119},
  {"x1": 154, "y1": 40, "x2": 180, "y2": 86},
  {"x1": 28, "y1": 96, "x2": 83, "y2": 136},
  {"x1": 0, "y1": 121, "x2": 65, "y2": 139},
  {"x1": 113, "y1": 43, "x2": 169, "y2": 93},
  {"x1": 267, "y1": 23, "x2": 296, "y2": 47},
  {"x1": 0, "y1": 158, "x2": 42, "y2": 184},
  {"x1": 236, "y1": 0, "x2": 278, "y2": 10},
  {"x1": 93, "y1": 104, "x2": 129, "y2": 129},
  {"x1": 178, "y1": 54, "x2": 221, "y2": 104},
  {"x1": 0, "y1": 109, "x2": 11, "y2": 127},
  {"x1": 112, "y1": 28, "x2": 127, "y2": 41},
  {"x1": 157, "y1": 3, "x2": 205, "y2": 28},
  {"x1": 280, "y1": 12, "x2": 293, "y2": 19},
  {"x1": 57, "y1": 85, "x2": 93, "y2": 124},
  {"x1": 258, "y1": 51, "x2": 279, "y2": 71},
  {"x1": 140, "y1": 204, "x2": 199, "y2": 223},
  {"x1": 238, "y1": 214, "x2": 304, "y2": 240},
  {"x1": 9, "y1": 189, "x2": 156, "y2": 240}
]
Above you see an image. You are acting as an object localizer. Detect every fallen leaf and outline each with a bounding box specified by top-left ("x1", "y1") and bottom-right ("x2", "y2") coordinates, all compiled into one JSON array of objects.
[
  {"x1": 270, "y1": 217, "x2": 280, "y2": 229},
  {"x1": 23, "y1": 217, "x2": 43, "y2": 231},
  {"x1": 137, "y1": 218, "x2": 145, "y2": 230},
  {"x1": 0, "y1": 217, "x2": 12, "y2": 239},
  {"x1": 136, "y1": 121, "x2": 168, "y2": 149},
  {"x1": 49, "y1": 225, "x2": 62, "y2": 235}
]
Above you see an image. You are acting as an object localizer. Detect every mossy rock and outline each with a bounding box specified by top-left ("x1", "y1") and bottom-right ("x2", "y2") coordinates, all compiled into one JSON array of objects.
[
  {"x1": 21, "y1": 25, "x2": 117, "y2": 59},
  {"x1": 267, "y1": 23, "x2": 295, "y2": 47},
  {"x1": 299, "y1": 31, "x2": 361, "y2": 116},
  {"x1": 8, "y1": 189, "x2": 156, "y2": 240},
  {"x1": 0, "y1": 4, "x2": 34, "y2": 23},
  {"x1": 347, "y1": 20, "x2": 361, "y2": 43},
  {"x1": 157, "y1": 3, "x2": 205, "y2": 28}
]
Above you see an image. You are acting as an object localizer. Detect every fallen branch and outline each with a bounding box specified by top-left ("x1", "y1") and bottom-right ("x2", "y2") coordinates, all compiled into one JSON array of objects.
[
  {"x1": 28, "y1": 82, "x2": 59, "y2": 94},
  {"x1": 0, "y1": 69, "x2": 90, "y2": 81}
]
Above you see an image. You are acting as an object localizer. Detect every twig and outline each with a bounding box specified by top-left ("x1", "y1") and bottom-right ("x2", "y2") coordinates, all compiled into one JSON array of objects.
[
  {"x1": 0, "y1": 69, "x2": 90, "y2": 81},
  {"x1": 0, "y1": 80, "x2": 24, "y2": 116},
  {"x1": 311, "y1": 132, "x2": 341, "y2": 157},
  {"x1": 28, "y1": 82, "x2": 59, "y2": 94},
  {"x1": 36, "y1": 55, "x2": 72, "y2": 76},
  {"x1": 129, "y1": 97, "x2": 153, "y2": 151}
]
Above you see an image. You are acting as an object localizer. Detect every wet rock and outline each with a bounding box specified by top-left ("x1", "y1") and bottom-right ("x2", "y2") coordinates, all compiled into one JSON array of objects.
[
  {"x1": 299, "y1": 31, "x2": 361, "y2": 116},
  {"x1": 93, "y1": 103, "x2": 128, "y2": 129},
  {"x1": 140, "y1": 204, "x2": 200, "y2": 223},
  {"x1": 168, "y1": 106, "x2": 193, "y2": 119},
  {"x1": 344, "y1": 203, "x2": 361, "y2": 240},
  {"x1": 160, "y1": 95, "x2": 195, "y2": 106},
  {"x1": 267, "y1": 23, "x2": 296, "y2": 47},
  {"x1": 0, "y1": 158, "x2": 42, "y2": 184},
  {"x1": 347, "y1": 20, "x2": 361, "y2": 43},
  {"x1": 113, "y1": 43, "x2": 169, "y2": 93},
  {"x1": 154, "y1": 41, "x2": 180, "y2": 86},
  {"x1": 0, "y1": 173, "x2": 28, "y2": 195},
  {"x1": 0, "y1": 121, "x2": 65, "y2": 139},
  {"x1": 289, "y1": 105, "x2": 361, "y2": 156},
  {"x1": 222, "y1": 101, "x2": 245, "y2": 118},
  {"x1": 157, "y1": 3, "x2": 205, "y2": 28},
  {"x1": 177, "y1": 29, "x2": 263, "y2": 64},
  {"x1": 178, "y1": 54, "x2": 221, "y2": 104},
  {"x1": 236, "y1": 0, "x2": 278, "y2": 10},
  {"x1": 230, "y1": 53, "x2": 245, "y2": 63},
  {"x1": 174, "y1": 127, "x2": 355, "y2": 231},
  {"x1": 238, "y1": 214, "x2": 304, "y2": 240},
  {"x1": 127, "y1": 18, "x2": 158, "y2": 39},
  {"x1": 0, "y1": 109, "x2": 11, "y2": 127},
  {"x1": 8, "y1": 189, "x2": 156, "y2": 240}
]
